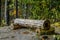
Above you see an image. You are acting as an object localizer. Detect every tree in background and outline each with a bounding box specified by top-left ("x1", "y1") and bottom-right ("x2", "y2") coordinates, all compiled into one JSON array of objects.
[
  {"x1": 1, "y1": 0, "x2": 60, "y2": 26},
  {"x1": 0, "y1": 0, "x2": 2, "y2": 25}
]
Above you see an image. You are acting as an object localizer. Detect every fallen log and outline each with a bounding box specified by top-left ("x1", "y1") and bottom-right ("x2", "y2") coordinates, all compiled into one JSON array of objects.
[{"x1": 13, "y1": 18, "x2": 50, "y2": 30}]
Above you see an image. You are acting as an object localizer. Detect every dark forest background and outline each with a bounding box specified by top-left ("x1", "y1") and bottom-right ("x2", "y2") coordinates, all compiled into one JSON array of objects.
[{"x1": 0, "y1": 0, "x2": 60, "y2": 26}]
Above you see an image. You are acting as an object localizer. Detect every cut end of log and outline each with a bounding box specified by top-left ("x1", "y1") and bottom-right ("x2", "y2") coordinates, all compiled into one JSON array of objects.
[{"x1": 43, "y1": 19, "x2": 50, "y2": 30}]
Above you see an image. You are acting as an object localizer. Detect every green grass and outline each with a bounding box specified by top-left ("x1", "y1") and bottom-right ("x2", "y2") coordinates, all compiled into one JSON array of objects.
[{"x1": 51, "y1": 22, "x2": 60, "y2": 28}]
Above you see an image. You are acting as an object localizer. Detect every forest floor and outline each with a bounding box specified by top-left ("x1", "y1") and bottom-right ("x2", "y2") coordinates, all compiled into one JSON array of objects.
[
  {"x1": 0, "y1": 26, "x2": 35, "y2": 40},
  {"x1": 0, "y1": 26, "x2": 55, "y2": 40}
]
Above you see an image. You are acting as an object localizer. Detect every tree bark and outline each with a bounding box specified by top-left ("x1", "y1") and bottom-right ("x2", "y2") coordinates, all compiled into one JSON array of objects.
[
  {"x1": 0, "y1": 0, "x2": 1, "y2": 25},
  {"x1": 13, "y1": 19, "x2": 51, "y2": 30},
  {"x1": 13, "y1": 19, "x2": 45, "y2": 29},
  {"x1": 16, "y1": 0, "x2": 18, "y2": 18},
  {"x1": 5, "y1": 0, "x2": 7, "y2": 25},
  {"x1": 6, "y1": 0, "x2": 10, "y2": 25}
]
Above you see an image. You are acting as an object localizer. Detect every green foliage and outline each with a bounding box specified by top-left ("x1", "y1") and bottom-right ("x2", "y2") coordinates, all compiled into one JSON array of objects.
[
  {"x1": 8, "y1": 0, "x2": 60, "y2": 21},
  {"x1": 1, "y1": 0, "x2": 60, "y2": 26}
]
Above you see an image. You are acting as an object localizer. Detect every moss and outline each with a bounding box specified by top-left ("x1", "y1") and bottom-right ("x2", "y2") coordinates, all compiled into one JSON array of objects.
[{"x1": 40, "y1": 27, "x2": 55, "y2": 35}]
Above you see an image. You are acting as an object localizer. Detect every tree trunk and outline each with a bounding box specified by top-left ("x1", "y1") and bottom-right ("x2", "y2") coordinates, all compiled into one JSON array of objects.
[
  {"x1": 13, "y1": 19, "x2": 50, "y2": 30},
  {"x1": 5, "y1": 0, "x2": 7, "y2": 25},
  {"x1": 16, "y1": 0, "x2": 18, "y2": 18},
  {"x1": 6, "y1": 0, "x2": 10, "y2": 25},
  {"x1": 0, "y1": 0, "x2": 1, "y2": 25},
  {"x1": 13, "y1": 19, "x2": 45, "y2": 29}
]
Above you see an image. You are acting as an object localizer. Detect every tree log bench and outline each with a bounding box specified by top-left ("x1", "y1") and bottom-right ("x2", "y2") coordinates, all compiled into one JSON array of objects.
[{"x1": 13, "y1": 18, "x2": 50, "y2": 30}]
